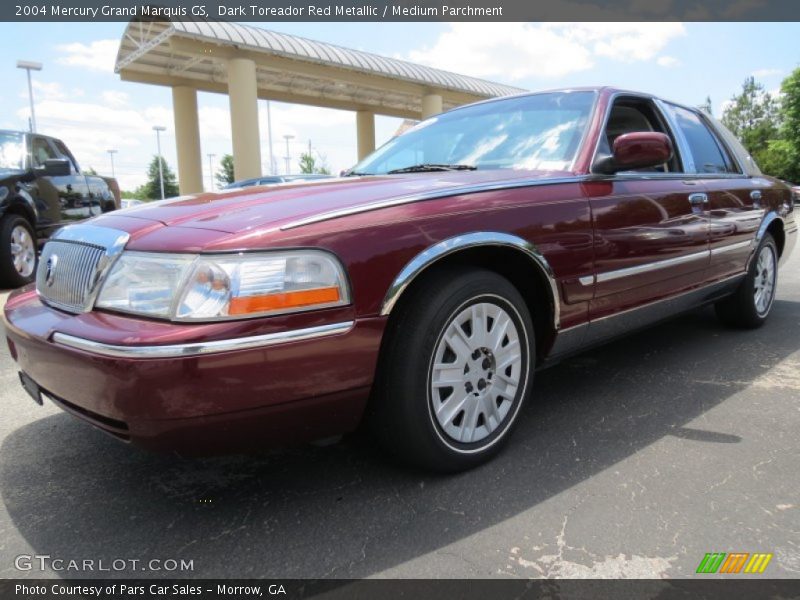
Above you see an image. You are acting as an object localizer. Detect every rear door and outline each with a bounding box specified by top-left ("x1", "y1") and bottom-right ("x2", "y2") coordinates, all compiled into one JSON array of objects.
[
  {"x1": 585, "y1": 95, "x2": 710, "y2": 320},
  {"x1": 661, "y1": 104, "x2": 762, "y2": 281}
]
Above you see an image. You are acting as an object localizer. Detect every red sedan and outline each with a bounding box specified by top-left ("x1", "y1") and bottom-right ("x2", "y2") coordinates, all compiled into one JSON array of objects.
[{"x1": 4, "y1": 87, "x2": 797, "y2": 471}]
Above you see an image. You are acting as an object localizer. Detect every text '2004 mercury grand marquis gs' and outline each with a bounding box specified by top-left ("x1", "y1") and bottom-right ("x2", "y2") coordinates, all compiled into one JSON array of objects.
[{"x1": 4, "y1": 88, "x2": 797, "y2": 471}]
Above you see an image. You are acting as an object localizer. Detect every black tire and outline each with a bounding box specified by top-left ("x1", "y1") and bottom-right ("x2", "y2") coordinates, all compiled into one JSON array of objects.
[
  {"x1": 369, "y1": 266, "x2": 534, "y2": 472},
  {"x1": 715, "y1": 233, "x2": 778, "y2": 329},
  {"x1": 0, "y1": 215, "x2": 37, "y2": 289}
]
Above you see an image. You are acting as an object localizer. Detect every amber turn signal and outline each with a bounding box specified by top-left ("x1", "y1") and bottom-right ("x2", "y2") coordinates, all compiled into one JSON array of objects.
[{"x1": 228, "y1": 286, "x2": 341, "y2": 315}]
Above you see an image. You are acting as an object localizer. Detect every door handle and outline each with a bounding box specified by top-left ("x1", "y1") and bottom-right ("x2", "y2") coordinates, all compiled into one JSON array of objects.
[
  {"x1": 750, "y1": 190, "x2": 762, "y2": 201},
  {"x1": 688, "y1": 192, "x2": 708, "y2": 206}
]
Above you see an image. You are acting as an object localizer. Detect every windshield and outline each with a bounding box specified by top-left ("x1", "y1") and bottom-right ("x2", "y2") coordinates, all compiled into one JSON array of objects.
[
  {"x1": 352, "y1": 91, "x2": 596, "y2": 175},
  {"x1": 0, "y1": 132, "x2": 24, "y2": 172}
]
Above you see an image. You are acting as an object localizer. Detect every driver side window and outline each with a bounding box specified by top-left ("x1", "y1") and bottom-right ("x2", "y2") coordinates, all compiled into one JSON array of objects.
[
  {"x1": 30, "y1": 137, "x2": 57, "y2": 168},
  {"x1": 601, "y1": 99, "x2": 681, "y2": 173}
]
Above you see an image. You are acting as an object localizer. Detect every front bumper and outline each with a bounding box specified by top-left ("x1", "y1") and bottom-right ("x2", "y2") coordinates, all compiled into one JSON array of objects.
[{"x1": 4, "y1": 289, "x2": 385, "y2": 454}]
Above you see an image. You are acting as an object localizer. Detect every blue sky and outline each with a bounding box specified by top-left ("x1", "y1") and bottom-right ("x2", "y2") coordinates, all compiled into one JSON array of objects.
[{"x1": 0, "y1": 21, "x2": 797, "y2": 191}]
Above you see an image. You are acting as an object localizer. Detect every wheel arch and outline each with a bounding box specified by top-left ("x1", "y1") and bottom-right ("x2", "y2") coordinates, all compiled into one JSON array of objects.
[
  {"x1": 1, "y1": 191, "x2": 38, "y2": 229},
  {"x1": 749, "y1": 211, "x2": 785, "y2": 269},
  {"x1": 379, "y1": 232, "x2": 561, "y2": 360}
]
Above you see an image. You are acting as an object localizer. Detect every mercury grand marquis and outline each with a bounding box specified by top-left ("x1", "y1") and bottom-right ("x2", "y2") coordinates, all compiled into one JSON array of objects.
[{"x1": 4, "y1": 87, "x2": 797, "y2": 471}]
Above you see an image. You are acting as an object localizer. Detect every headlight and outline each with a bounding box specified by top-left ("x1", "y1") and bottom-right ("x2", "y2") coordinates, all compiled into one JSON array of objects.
[{"x1": 96, "y1": 250, "x2": 350, "y2": 321}]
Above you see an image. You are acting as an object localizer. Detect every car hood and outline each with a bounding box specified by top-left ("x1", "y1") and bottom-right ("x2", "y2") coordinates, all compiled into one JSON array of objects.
[{"x1": 111, "y1": 169, "x2": 573, "y2": 234}]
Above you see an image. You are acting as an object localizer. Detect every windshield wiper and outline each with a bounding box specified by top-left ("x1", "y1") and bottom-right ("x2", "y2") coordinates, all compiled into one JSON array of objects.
[
  {"x1": 387, "y1": 163, "x2": 477, "y2": 174},
  {"x1": 342, "y1": 170, "x2": 373, "y2": 177}
]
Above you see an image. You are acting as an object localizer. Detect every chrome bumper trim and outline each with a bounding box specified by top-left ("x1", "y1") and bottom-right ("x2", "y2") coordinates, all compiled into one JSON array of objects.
[{"x1": 51, "y1": 321, "x2": 355, "y2": 359}]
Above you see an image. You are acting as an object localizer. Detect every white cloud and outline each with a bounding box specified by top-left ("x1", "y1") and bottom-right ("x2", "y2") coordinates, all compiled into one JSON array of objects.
[
  {"x1": 752, "y1": 68, "x2": 782, "y2": 79},
  {"x1": 56, "y1": 39, "x2": 119, "y2": 73},
  {"x1": 101, "y1": 90, "x2": 128, "y2": 107},
  {"x1": 657, "y1": 56, "x2": 680, "y2": 68},
  {"x1": 406, "y1": 22, "x2": 686, "y2": 81},
  {"x1": 29, "y1": 80, "x2": 66, "y2": 101}
]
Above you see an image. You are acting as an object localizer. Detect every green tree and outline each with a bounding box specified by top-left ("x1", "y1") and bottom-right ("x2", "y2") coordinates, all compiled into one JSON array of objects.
[
  {"x1": 215, "y1": 154, "x2": 235, "y2": 187},
  {"x1": 748, "y1": 67, "x2": 800, "y2": 183},
  {"x1": 139, "y1": 155, "x2": 179, "y2": 200},
  {"x1": 721, "y1": 77, "x2": 781, "y2": 168},
  {"x1": 298, "y1": 151, "x2": 331, "y2": 175}
]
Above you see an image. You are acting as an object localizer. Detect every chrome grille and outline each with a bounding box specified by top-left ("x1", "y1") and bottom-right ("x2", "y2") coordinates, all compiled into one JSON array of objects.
[
  {"x1": 36, "y1": 241, "x2": 106, "y2": 313},
  {"x1": 35, "y1": 224, "x2": 130, "y2": 314}
]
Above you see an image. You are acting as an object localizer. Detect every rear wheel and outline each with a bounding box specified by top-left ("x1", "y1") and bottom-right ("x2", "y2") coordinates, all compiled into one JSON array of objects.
[
  {"x1": 370, "y1": 267, "x2": 534, "y2": 472},
  {"x1": 715, "y1": 233, "x2": 778, "y2": 328},
  {"x1": 0, "y1": 215, "x2": 36, "y2": 288}
]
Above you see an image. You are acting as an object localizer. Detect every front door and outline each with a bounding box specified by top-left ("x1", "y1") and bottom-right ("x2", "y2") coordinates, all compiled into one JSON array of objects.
[{"x1": 585, "y1": 96, "x2": 709, "y2": 321}]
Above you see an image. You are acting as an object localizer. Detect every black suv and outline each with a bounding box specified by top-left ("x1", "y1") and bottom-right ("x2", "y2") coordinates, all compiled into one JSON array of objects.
[{"x1": 0, "y1": 130, "x2": 119, "y2": 287}]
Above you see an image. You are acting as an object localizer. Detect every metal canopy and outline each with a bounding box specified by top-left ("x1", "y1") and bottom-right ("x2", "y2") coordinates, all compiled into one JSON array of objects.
[{"x1": 115, "y1": 20, "x2": 525, "y2": 118}]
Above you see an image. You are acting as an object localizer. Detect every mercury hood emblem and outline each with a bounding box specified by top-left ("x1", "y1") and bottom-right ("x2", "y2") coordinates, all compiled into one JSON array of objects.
[{"x1": 45, "y1": 254, "x2": 58, "y2": 287}]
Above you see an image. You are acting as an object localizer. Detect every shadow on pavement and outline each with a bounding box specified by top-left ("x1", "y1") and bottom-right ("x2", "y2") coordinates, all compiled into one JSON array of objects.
[{"x1": 1, "y1": 301, "x2": 799, "y2": 578}]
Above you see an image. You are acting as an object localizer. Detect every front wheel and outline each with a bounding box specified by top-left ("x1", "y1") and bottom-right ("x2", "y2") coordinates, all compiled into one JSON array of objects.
[
  {"x1": 0, "y1": 215, "x2": 37, "y2": 288},
  {"x1": 369, "y1": 267, "x2": 534, "y2": 472},
  {"x1": 715, "y1": 233, "x2": 778, "y2": 328}
]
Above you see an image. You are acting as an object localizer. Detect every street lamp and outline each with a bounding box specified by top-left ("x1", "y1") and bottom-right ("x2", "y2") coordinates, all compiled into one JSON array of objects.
[
  {"x1": 152, "y1": 125, "x2": 166, "y2": 200},
  {"x1": 207, "y1": 153, "x2": 216, "y2": 191},
  {"x1": 107, "y1": 149, "x2": 117, "y2": 178},
  {"x1": 283, "y1": 134, "x2": 294, "y2": 175},
  {"x1": 266, "y1": 100, "x2": 275, "y2": 175},
  {"x1": 16, "y1": 60, "x2": 42, "y2": 133}
]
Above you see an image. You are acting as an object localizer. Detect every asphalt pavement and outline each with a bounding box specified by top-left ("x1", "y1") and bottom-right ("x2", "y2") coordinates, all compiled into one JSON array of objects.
[{"x1": 0, "y1": 248, "x2": 799, "y2": 580}]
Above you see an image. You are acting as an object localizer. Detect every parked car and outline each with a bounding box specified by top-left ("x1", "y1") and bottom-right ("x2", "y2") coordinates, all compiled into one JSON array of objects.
[
  {"x1": 0, "y1": 130, "x2": 119, "y2": 287},
  {"x1": 4, "y1": 88, "x2": 797, "y2": 471},
  {"x1": 224, "y1": 173, "x2": 333, "y2": 189},
  {"x1": 120, "y1": 198, "x2": 145, "y2": 209}
]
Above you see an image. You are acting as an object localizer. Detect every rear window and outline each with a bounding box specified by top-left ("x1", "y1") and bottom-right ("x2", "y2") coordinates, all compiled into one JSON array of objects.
[{"x1": 666, "y1": 104, "x2": 739, "y2": 174}]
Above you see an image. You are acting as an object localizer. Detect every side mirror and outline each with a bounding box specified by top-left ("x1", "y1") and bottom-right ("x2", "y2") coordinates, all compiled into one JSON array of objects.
[
  {"x1": 594, "y1": 132, "x2": 673, "y2": 174},
  {"x1": 35, "y1": 158, "x2": 71, "y2": 178}
]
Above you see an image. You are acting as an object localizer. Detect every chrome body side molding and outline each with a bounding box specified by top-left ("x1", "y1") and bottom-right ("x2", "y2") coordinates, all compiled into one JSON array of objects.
[
  {"x1": 577, "y1": 240, "x2": 752, "y2": 286},
  {"x1": 595, "y1": 249, "x2": 708, "y2": 283},
  {"x1": 379, "y1": 232, "x2": 562, "y2": 329},
  {"x1": 710, "y1": 240, "x2": 752, "y2": 255},
  {"x1": 51, "y1": 321, "x2": 354, "y2": 359}
]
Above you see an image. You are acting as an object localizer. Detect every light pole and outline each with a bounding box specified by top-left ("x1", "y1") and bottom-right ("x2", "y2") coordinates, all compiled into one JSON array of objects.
[
  {"x1": 107, "y1": 149, "x2": 117, "y2": 178},
  {"x1": 16, "y1": 60, "x2": 42, "y2": 133},
  {"x1": 266, "y1": 100, "x2": 275, "y2": 175},
  {"x1": 207, "y1": 153, "x2": 216, "y2": 191},
  {"x1": 283, "y1": 134, "x2": 294, "y2": 175},
  {"x1": 152, "y1": 125, "x2": 166, "y2": 200}
]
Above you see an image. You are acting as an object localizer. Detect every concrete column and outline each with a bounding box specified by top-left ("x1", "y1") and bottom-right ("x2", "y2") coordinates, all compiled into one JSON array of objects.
[
  {"x1": 227, "y1": 57, "x2": 262, "y2": 181},
  {"x1": 356, "y1": 110, "x2": 375, "y2": 161},
  {"x1": 171, "y1": 86, "x2": 203, "y2": 194},
  {"x1": 421, "y1": 93, "x2": 443, "y2": 119}
]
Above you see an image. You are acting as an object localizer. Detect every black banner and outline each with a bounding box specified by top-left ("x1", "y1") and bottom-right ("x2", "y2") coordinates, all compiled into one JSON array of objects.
[
  {"x1": 4, "y1": 0, "x2": 800, "y2": 22},
  {"x1": 3, "y1": 579, "x2": 800, "y2": 600}
]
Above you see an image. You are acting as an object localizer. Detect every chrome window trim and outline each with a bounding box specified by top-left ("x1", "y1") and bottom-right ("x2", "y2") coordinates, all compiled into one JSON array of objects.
[
  {"x1": 51, "y1": 321, "x2": 354, "y2": 359},
  {"x1": 653, "y1": 98, "x2": 696, "y2": 173},
  {"x1": 379, "y1": 232, "x2": 562, "y2": 329},
  {"x1": 280, "y1": 176, "x2": 589, "y2": 231}
]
